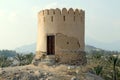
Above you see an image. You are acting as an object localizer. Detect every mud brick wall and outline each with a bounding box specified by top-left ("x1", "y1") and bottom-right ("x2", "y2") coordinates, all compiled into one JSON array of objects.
[{"x1": 55, "y1": 51, "x2": 86, "y2": 65}]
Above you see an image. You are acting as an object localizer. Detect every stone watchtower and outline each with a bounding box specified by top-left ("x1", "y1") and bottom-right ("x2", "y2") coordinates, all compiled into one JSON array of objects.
[{"x1": 34, "y1": 8, "x2": 86, "y2": 65}]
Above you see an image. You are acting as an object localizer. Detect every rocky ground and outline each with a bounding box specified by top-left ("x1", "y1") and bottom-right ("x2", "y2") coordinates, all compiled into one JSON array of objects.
[{"x1": 0, "y1": 63, "x2": 104, "y2": 80}]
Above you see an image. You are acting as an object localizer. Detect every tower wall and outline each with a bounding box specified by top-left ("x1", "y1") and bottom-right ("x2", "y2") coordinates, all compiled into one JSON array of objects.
[{"x1": 35, "y1": 8, "x2": 86, "y2": 65}]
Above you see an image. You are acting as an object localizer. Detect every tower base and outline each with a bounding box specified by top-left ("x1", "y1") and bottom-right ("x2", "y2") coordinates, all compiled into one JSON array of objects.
[{"x1": 32, "y1": 51, "x2": 87, "y2": 66}]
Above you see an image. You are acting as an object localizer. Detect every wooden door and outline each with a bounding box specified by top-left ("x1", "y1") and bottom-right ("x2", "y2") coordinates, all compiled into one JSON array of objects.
[{"x1": 47, "y1": 35, "x2": 55, "y2": 55}]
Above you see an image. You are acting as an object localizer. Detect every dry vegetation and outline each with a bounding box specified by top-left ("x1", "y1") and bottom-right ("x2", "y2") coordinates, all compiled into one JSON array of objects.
[{"x1": 0, "y1": 50, "x2": 120, "y2": 80}]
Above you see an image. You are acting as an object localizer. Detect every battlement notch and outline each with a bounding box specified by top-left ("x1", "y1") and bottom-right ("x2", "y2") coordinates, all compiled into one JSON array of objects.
[{"x1": 39, "y1": 8, "x2": 85, "y2": 16}]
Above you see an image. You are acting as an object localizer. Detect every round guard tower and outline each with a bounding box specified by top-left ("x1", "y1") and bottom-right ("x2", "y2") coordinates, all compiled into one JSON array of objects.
[{"x1": 34, "y1": 8, "x2": 86, "y2": 65}]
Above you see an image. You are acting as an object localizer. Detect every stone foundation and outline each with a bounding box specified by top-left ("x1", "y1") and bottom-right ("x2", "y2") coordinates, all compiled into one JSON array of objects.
[
  {"x1": 33, "y1": 51, "x2": 86, "y2": 66},
  {"x1": 55, "y1": 51, "x2": 86, "y2": 65}
]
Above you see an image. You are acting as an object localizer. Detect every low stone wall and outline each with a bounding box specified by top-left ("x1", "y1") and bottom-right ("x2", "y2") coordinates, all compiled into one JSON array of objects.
[{"x1": 55, "y1": 51, "x2": 87, "y2": 65}]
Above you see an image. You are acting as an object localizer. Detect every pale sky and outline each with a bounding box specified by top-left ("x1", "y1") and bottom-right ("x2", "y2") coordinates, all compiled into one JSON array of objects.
[{"x1": 0, "y1": 0, "x2": 120, "y2": 50}]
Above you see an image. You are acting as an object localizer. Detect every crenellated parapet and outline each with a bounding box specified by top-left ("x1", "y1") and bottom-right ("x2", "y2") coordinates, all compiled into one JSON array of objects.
[
  {"x1": 38, "y1": 8, "x2": 85, "y2": 23},
  {"x1": 39, "y1": 8, "x2": 84, "y2": 16}
]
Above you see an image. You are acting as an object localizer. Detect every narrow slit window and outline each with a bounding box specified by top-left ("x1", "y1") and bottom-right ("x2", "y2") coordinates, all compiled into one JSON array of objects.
[
  {"x1": 63, "y1": 16, "x2": 65, "y2": 21},
  {"x1": 47, "y1": 11, "x2": 49, "y2": 15},
  {"x1": 43, "y1": 17, "x2": 45, "y2": 22},
  {"x1": 53, "y1": 11, "x2": 55, "y2": 14},
  {"x1": 81, "y1": 16, "x2": 82, "y2": 22},
  {"x1": 74, "y1": 16, "x2": 75, "y2": 21},
  {"x1": 51, "y1": 16, "x2": 53, "y2": 22},
  {"x1": 43, "y1": 11, "x2": 44, "y2": 15}
]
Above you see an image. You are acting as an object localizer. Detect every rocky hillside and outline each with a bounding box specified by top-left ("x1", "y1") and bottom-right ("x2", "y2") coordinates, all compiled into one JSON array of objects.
[
  {"x1": 85, "y1": 45, "x2": 101, "y2": 52},
  {"x1": 0, "y1": 63, "x2": 104, "y2": 80}
]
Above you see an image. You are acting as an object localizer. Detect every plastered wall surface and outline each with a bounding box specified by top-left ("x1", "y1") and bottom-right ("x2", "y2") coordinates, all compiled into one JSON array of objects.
[
  {"x1": 37, "y1": 8, "x2": 85, "y2": 52},
  {"x1": 34, "y1": 8, "x2": 86, "y2": 65}
]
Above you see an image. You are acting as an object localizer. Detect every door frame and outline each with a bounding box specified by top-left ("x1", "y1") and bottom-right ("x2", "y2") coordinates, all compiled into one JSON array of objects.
[{"x1": 47, "y1": 35, "x2": 55, "y2": 55}]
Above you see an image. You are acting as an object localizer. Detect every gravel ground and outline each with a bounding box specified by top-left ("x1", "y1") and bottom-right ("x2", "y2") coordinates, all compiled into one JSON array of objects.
[{"x1": 0, "y1": 64, "x2": 104, "y2": 80}]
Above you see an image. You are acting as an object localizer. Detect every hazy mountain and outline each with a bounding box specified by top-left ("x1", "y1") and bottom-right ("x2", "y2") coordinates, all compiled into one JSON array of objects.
[
  {"x1": 15, "y1": 43, "x2": 100, "y2": 53},
  {"x1": 85, "y1": 45, "x2": 102, "y2": 52},
  {"x1": 0, "y1": 50, "x2": 17, "y2": 57},
  {"x1": 14, "y1": 37, "x2": 120, "y2": 53},
  {"x1": 15, "y1": 43, "x2": 36, "y2": 54},
  {"x1": 85, "y1": 37, "x2": 120, "y2": 51}
]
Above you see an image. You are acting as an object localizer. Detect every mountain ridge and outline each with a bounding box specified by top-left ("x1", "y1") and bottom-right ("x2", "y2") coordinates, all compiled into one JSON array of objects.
[
  {"x1": 15, "y1": 43, "x2": 102, "y2": 54},
  {"x1": 85, "y1": 37, "x2": 120, "y2": 51}
]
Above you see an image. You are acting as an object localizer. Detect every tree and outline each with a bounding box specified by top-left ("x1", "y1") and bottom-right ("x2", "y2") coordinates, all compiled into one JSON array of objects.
[
  {"x1": 14, "y1": 54, "x2": 26, "y2": 66},
  {"x1": 107, "y1": 54, "x2": 119, "y2": 80},
  {"x1": 93, "y1": 65, "x2": 103, "y2": 76},
  {"x1": 14, "y1": 53, "x2": 34, "y2": 66},
  {"x1": 0, "y1": 50, "x2": 17, "y2": 57},
  {"x1": 0, "y1": 55, "x2": 13, "y2": 67},
  {"x1": 24, "y1": 53, "x2": 34, "y2": 65}
]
